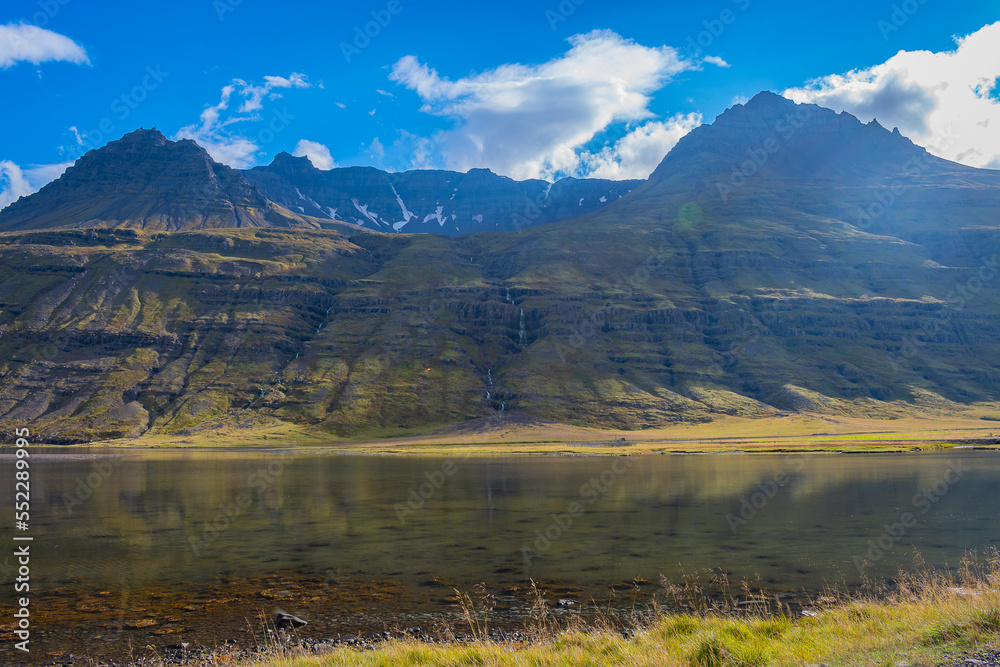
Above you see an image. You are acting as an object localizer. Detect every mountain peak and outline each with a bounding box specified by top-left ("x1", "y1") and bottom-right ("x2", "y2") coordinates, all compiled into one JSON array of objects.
[
  {"x1": 743, "y1": 90, "x2": 792, "y2": 109},
  {"x1": 646, "y1": 90, "x2": 939, "y2": 187},
  {"x1": 113, "y1": 127, "x2": 170, "y2": 148},
  {"x1": 0, "y1": 128, "x2": 314, "y2": 232},
  {"x1": 271, "y1": 151, "x2": 312, "y2": 167}
]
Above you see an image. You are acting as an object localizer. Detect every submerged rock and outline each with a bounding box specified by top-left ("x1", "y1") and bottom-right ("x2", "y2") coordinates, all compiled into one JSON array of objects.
[{"x1": 274, "y1": 612, "x2": 307, "y2": 629}]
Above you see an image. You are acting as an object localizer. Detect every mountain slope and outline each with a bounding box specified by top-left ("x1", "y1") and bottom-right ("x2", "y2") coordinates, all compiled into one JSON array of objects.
[
  {"x1": 0, "y1": 129, "x2": 326, "y2": 232},
  {"x1": 631, "y1": 91, "x2": 1000, "y2": 266},
  {"x1": 243, "y1": 152, "x2": 642, "y2": 235},
  {"x1": 0, "y1": 129, "x2": 641, "y2": 236},
  {"x1": 0, "y1": 93, "x2": 999, "y2": 443}
]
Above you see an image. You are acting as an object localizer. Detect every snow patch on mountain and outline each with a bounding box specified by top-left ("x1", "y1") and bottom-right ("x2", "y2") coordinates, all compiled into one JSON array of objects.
[
  {"x1": 352, "y1": 199, "x2": 382, "y2": 226},
  {"x1": 389, "y1": 182, "x2": 416, "y2": 231},
  {"x1": 423, "y1": 205, "x2": 447, "y2": 227}
]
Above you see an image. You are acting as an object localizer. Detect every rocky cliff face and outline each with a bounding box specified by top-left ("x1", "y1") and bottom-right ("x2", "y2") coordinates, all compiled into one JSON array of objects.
[
  {"x1": 0, "y1": 93, "x2": 998, "y2": 443},
  {"x1": 0, "y1": 128, "x2": 641, "y2": 236},
  {"x1": 0, "y1": 129, "x2": 324, "y2": 232},
  {"x1": 244, "y1": 153, "x2": 642, "y2": 235}
]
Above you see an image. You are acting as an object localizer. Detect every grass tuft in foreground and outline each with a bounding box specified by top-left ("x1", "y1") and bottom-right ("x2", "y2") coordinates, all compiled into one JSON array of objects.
[{"x1": 226, "y1": 554, "x2": 1000, "y2": 667}]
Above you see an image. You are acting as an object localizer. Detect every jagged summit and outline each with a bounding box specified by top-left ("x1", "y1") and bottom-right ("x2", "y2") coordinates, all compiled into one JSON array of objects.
[
  {"x1": 244, "y1": 153, "x2": 639, "y2": 234},
  {"x1": 645, "y1": 91, "x2": 950, "y2": 191},
  {"x1": 113, "y1": 127, "x2": 169, "y2": 146},
  {"x1": 0, "y1": 131, "x2": 322, "y2": 232}
]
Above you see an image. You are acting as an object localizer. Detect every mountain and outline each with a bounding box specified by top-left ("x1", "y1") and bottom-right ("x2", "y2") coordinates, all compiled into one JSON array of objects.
[
  {"x1": 0, "y1": 129, "x2": 640, "y2": 236},
  {"x1": 1, "y1": 92, "x2": 999, "y2": 443},
  {"x1": 243, "y1": 152, "x2": 642, "y2": 235},
  {"x1": 0, "y1": 129, "x2": 331, "y2": 232}
]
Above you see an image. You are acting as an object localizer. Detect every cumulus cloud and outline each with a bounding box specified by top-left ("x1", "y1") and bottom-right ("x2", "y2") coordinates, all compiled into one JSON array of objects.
[
  {"x1": 0, "y1": 23, "x2": 89, "y2": 68},
  {"x1": 579, "y1": 113, "x2": 703, "y2": 179},
  {"x1": 173, "y1": 73, "x2": 310, "y2": 168},
  {"x1": 389, "y1": 30, "x2": 694, "y2": 180},
  {"x1": 0, "y1": 160, "x2": 72, "y2": 210},
  {"x1": 235, "y1": 73, "x2": 309, "y2": 112},
  {"x1": 783, "y1": 22, "x2": 1000, "y2": 169},
  {"x1": 293, "y1": 139, "x2": 336, "y2": 170}
]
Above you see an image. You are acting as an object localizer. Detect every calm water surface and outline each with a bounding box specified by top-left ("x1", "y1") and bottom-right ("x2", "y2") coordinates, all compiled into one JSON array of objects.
[{"x1": 1, "y1": 449, "x2": 998, "y2": 662}]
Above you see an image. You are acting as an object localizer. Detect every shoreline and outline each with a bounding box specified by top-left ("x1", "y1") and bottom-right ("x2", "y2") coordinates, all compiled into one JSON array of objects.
[
  {"x1": 10, "y1": 564, "x2": 1000, "y2": 667},
  {"x1": 39, "y1": 411, "x2": 1000, "y2": 456}
]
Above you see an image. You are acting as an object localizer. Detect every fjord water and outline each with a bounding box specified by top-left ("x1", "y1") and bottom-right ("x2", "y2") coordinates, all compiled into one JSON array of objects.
[{"x1": 1, "y1": 449, "x2": 998, "y2": 660}]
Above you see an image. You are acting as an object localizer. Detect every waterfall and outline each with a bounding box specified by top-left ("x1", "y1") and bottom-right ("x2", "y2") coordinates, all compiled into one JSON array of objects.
[
  {"x1": 506, "y1": 288, "x2": 512, "y2": 303},
  {"x1": 518, "y1": 309, "x2": 526, "y2": 347}
]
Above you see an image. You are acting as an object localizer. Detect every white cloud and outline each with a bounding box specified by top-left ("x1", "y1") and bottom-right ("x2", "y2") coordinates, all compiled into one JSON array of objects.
[
  {"x1": 367, "y1": 137, "x2": 385, "y2": 163},
  {"x1": 783, "y1": 22, "x2": 1000, "y2": 169},
  {"x1": 702, "y1": 55, "x2": 730, "y2": 68},
  {"x1": 0, "y1": 160, "x2": 72, "y2": 210},
  {"x1": 579, "y1": 113, "x2": 703, "y2": 179},
  {"x1": 293, "y1": 139, "x2": 336, "y2": 170},
  {"x1": 173, "y1": 73, "x2": 311, "y2": 168},
  {"x1": 235, "y1": 73, "x2": 309, "y2": 112},
  {"x1": 389, "y1": 30, "x2": 694, "y2": 180},
  {"x1": 0, "y1": 23, "x2": 89, "y2": 68}
]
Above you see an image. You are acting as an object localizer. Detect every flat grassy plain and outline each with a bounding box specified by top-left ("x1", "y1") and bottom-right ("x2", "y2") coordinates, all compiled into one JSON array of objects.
[{"x1": 86, "y1": 403, "x2": 1000, "y2": 455}]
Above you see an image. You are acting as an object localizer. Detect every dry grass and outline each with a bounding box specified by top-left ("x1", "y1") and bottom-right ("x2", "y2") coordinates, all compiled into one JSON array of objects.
[{"x1": 198, "y1": 553, "x2": 1000, "y2": 667}]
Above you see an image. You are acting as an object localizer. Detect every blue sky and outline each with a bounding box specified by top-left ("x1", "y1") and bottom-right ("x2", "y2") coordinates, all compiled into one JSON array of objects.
[{"x1": 2, "y1": 0, "x2": 999, "y2": 206}]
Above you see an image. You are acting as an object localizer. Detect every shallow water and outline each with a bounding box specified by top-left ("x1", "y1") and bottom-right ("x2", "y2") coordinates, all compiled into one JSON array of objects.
[{"x1": 1, "y1": 449, "x2": 998, "y2": 662}]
